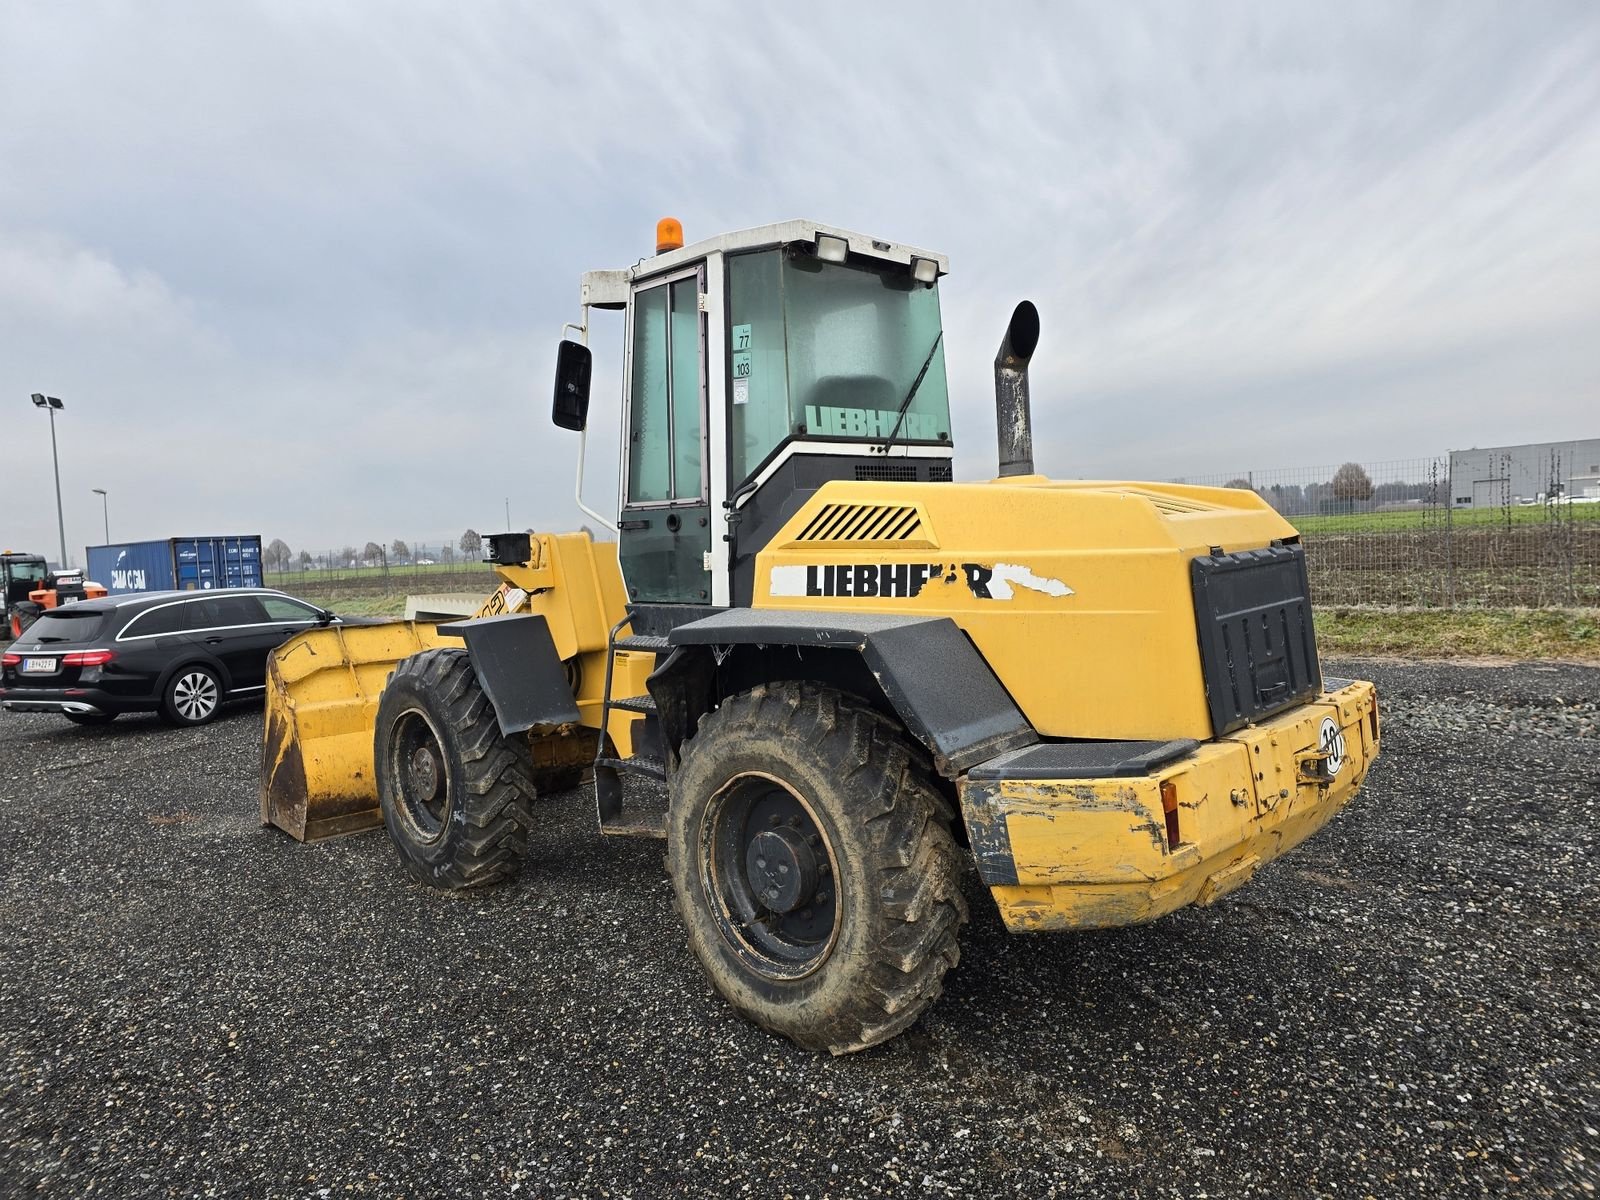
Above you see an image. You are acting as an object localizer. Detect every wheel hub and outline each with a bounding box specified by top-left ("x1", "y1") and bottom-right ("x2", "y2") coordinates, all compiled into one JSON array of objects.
[
  {"x1": 409, "y1": 745, "x2": 441, "y2": 800},
  {"x1": 745, "y1": 826, "x2": 819, "y2": 914}
]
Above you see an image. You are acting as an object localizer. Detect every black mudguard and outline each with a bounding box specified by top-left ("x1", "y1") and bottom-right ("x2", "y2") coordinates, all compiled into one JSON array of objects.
[
  {"x1": 436, "y1": 613, "x2": 580, "y2": 736},
  {"x1": 655, "y1": 609, "x2": 1037, "y2": 778}
]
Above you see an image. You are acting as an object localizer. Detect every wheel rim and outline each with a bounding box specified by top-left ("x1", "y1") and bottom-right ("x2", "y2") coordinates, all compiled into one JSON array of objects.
[
  {"x1": 700, "y1": 771, "x2": 841, "y2": 980},
  {"x1": 388, "y1": 707, "x2": 452, "y2": 843},
  {"x1": 173, "y1": 671, "x2": 219, "y2": 721}
]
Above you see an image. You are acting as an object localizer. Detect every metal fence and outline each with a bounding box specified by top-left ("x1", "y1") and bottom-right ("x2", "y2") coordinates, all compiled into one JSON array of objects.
[
  {"x1": 1174, "y1": 453, "x2": 1600, "y2": 608},
  {"x1": 263, "y1": 544, "x2": 497, "y2": 597}
]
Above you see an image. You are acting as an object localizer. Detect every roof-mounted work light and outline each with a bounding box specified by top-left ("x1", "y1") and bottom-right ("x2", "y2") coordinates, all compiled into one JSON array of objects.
[{"x1": 814, "y1": 234, "x2": 848, "y2": 263}]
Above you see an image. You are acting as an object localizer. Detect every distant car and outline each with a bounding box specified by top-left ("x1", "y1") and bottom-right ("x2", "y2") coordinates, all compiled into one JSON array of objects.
[{"x1": 0, "y1": 588, "x2": 339, "y2": 727}]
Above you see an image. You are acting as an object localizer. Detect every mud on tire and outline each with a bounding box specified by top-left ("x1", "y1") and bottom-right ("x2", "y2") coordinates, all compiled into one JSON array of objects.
[
  {"x1": 666, "y1": 681, "x2": 968, "y2": 1054},
  {"x1": 375, "y1": 648, "x2": 535, "y2": 890}
]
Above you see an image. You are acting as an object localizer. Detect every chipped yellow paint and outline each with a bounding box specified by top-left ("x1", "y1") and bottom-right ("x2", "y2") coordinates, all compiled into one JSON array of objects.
[
  {"x1": 756, "y1": 477, "x2": 1302, "y2": 741},
  {"x1": 966, "y1": 680, "x2": 1379, "y2": 931}
]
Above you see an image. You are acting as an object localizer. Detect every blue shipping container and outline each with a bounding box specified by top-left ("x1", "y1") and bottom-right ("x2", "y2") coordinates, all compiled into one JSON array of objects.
[{"x1": 86, "y1": 536, "x2": 264, "y2": 595}]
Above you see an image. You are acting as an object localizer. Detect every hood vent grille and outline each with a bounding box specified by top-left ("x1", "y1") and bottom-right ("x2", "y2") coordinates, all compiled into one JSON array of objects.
[
  {"x1": 795, "y1": 503, "x2": 930, "y2": 544},
  {"x1": 1123, "y1": 488, "x2": 1224, "y2": 515}
]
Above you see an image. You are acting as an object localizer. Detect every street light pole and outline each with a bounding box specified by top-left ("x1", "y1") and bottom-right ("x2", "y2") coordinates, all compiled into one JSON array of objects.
[
  {"x1": 30, "y1": 394, "x2": 67, "y2": 567},
  {"x1": 92, "y1": 488, "x2": 109, "y2": 544}
]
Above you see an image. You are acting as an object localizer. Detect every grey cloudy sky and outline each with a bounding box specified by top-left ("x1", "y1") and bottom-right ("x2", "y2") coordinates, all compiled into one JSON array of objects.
[{"x1": 3, "y1": 2, "x2": 1597, "y2": 564}]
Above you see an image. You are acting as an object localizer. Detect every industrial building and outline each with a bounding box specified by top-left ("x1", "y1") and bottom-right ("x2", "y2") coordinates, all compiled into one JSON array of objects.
[{"x1": 1448, "y1": 439, "x2": 1600, "y2": 507}]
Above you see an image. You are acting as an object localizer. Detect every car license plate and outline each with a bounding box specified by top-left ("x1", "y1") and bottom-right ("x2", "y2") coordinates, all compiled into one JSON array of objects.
[{"x1": 21, "y1": 657, "x2": 58, "y2": 674}]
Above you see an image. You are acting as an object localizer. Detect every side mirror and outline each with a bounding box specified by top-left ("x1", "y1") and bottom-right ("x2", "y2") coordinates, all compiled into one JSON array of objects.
[{"x1": 552, "y1": 339, "x2": 592, "y2": 431}]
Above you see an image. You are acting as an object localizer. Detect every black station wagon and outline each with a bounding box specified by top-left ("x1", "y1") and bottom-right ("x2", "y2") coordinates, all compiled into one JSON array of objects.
[{"x1": 0, "y1": 589, "x2": 338, "y2": 727}]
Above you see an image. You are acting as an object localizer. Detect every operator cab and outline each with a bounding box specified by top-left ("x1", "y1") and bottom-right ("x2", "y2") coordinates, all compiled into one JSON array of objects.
[{"x1": 555, "y1": 220, "x2": 955, "y2": 612}]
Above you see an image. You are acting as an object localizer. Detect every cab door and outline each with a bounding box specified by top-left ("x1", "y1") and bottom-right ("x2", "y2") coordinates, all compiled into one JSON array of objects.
[{"x1": 617, "y1": 266, "x2": 713, "y2": 604}]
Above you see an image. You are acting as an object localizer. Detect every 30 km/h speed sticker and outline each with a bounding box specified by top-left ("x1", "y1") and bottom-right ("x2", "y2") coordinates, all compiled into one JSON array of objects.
[{"x1": 1318, "y1": 717, "x2": 1347, "y2": 777}]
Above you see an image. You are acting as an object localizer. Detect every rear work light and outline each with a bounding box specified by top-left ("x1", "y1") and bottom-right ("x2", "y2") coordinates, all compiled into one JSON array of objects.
[{"x1": 62, "y1": 650, "x2": 115, "y2": 667}]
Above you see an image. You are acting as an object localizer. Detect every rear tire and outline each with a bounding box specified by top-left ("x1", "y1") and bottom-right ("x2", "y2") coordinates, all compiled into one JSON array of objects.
[
  {"x1": 666, "y1": 682, "x2": 968, "y2": 1054},
  {"x1": 160, "y1": 665, "x2": 222, "y2": 726},
  {"x1": 374, "y1": 648, "x2": 535, "y2": 890},
  {"x1": 64, "y1": 711, "x2": 116, "y2": 727}
]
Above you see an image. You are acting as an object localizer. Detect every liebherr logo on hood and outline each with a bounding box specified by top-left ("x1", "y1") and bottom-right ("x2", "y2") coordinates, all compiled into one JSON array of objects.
[{"x1": 769, "y1": 563, "x2": 1073, "y2": 601}]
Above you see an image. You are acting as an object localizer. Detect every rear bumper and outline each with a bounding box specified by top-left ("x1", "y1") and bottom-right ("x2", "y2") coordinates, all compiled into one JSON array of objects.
[
  {"x1": 960, "y1": 680, "x2": 1379, "y2": 932},
  {"x1": 1, "y1": 695, "x2": 109, "y2": 715},
  {"x1": 0, "y1": 685, "x2": 136, "y2": 717}
]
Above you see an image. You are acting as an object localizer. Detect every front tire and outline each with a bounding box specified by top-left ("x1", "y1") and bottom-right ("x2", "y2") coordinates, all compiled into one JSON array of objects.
[
  {"x1": 160, "y1": 665, "x2": 222, "y2": 726},
  {"x1": 374, "y1": 648, "x2": 535, "y2": 890},
  {"x1": 11, "y1": 601, "x2": 43, "y2": 638},
  {"x1": 667, "y1": 682, "x2": 968, "y2": 1054}
]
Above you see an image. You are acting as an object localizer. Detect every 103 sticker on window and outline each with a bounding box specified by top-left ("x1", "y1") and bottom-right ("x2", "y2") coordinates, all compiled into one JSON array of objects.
[{"x1": 732, "y1": 324, "x2": 752, "y2": 404}]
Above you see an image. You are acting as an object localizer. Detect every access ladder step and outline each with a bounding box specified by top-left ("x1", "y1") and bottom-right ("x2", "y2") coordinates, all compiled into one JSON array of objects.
[
  {"x1": 599, "y1": 812, "x2": 667, "y2": 839},
  {"x1": 595, "y1": 755, "x2": 666, "y2": 782},
  {"x1": 615, "y1": 635, "x2": 671, "y2": 653},
  {"x1": 610, "y1": 694, "x2": 657, "y2": 715}
]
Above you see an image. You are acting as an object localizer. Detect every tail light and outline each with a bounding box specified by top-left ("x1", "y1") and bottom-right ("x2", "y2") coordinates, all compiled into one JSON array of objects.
[
  {"x1": 63, "y1": 649, "x2": 115, "y2": 667},
  {"x1": 1, "y1": 652, "x2": 19, "y2": 667},
  {"x1": 1160, "y1": 779, "x2": 1181, "y2": 850}
]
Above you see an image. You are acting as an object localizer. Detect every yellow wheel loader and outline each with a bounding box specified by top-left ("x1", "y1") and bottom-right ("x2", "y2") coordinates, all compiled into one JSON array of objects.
[{"x1": 262, "y1": 219, "x2": 1380, "y2": 1054}]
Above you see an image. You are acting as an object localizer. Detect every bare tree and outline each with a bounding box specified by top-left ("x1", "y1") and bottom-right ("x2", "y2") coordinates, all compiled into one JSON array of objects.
[
  {"x1": 460, "y1": 528, "x2": 482, "y2": 559},
  {"x1": 297, "y1": 549, "x2": 312, "y2": 571},
  {"x1": 362, "y1": 541, "x2": 384, "y2": 566},
  {"x1": 391, "y1": 538, "x2": 410, "y2": 563},
  {"x1": 1331, "y1": 462, "x2": 1375, "y2": 502},
  {"x1": 265, "y1": 538, "x2": 292, "y2": 572},
  {"x1": 1223, "y1": 478, "x2": 1253, "y2": 491}
]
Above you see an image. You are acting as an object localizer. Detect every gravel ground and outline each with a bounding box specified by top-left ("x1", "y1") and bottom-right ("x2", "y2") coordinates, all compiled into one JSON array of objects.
[{"x1": 1, "y1": 658, "x2": 1596, "y2": 1198}]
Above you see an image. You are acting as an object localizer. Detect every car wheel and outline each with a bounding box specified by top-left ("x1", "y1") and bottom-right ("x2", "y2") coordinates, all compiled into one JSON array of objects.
[
  {"x1": 161, "y1": 665, "x2": 223, "y2": 726},
  {"x1": 64, "y1": 711, "x2": 117, "y2": 726}
]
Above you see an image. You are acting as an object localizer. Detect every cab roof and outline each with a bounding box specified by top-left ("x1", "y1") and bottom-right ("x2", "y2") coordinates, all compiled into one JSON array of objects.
[{"x1": 581, "y1": 219, "x2": 950, "y2": 308}]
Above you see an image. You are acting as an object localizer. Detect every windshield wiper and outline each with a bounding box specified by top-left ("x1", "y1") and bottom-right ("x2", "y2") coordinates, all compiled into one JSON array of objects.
[{"x1": 878, "y1": 330, "x2": 943, "y2": 454}]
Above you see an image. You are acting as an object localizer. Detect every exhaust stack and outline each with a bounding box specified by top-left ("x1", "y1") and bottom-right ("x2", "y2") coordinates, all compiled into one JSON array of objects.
[{"x1": 995, "y1": 300, "x2": 1040, "y2": 477}]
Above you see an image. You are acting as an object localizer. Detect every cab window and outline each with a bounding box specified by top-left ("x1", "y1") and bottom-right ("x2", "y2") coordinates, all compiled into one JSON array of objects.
[{"x1": 626, "y1": 273, "x2": 703, "y2": 504}]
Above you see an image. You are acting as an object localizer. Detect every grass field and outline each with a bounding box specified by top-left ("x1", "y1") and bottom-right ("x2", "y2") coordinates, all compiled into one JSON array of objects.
[
  {"x1": 1292, "y1": 503, "x2": 1600, "y2": 535},
  {"x1": 268, "y1": 562, "x2": 497, "y2": 582},
  {"x1": 1315, "y1": 606, "x2": 1599, "y2": 660}
]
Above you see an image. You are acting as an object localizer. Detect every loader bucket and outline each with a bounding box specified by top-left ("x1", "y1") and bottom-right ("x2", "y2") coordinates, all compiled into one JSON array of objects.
[{"x1": 261, "y1": 620, "x2": 450, "y2": 842}]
